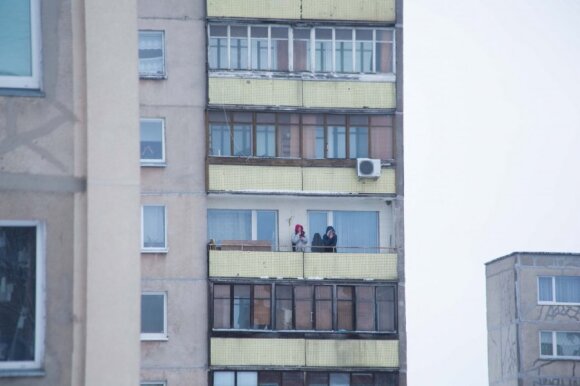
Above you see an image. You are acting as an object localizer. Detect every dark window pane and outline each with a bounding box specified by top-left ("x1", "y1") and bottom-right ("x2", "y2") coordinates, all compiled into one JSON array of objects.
[
  {"x1": 277, "y1": 125, "x2": 300, "y2": 158},
  {"x1": 295, "y1": 286, "x2": 313, "y2": 330},
  {"x1": 213, "y1": 284, "x2": 231, "y2": 329},
  {"x1": 308, "y1": 373, "x2": 329, "y2": 386},
  {"x1": 337, "y1": 287, "x2": 354, "y2": 330},
  {"x1": 370, "y1": 126, "x2": 393, "y2": 160},
  {"x1": 260, "y1": 372, "x2": 281, "y2": 386},
  {"x1": 257, "y1": 113, "x2": 276, "y2": 123},
  {"x1": 283, "y1": 372, "x2": 304, "y2": 386},
  {"x1": 352, "y1": 374, "x2": 373, "y2": 386},
  {"x1": 327, "y1": 115, "x2": 346, "y2": 125},
  {"x1": 374, "y1": 373, "x2": 397, "y2": 386},
  {"x1": 315, "y1": 286, "x2": 333, "y2": 330},
  {"x1": 251, "y1": 26, "x2": 268, "y2": 38},
  {"x1": 0, "y1": 226, "x2": 37, "y2": 361},
  {"x1": 315, "y1": 28, "x2": 332, "y2": 39},
  {"x1": 376, "y1": 287, "x2": 395, "y2": 331},
  {"x1": 355, "y1": 29, "x2": 372, "y2": 40},
  {"x1": 253, "y1": 285, "x2": 271, "y2": 329},
  {"x1": 231, "y1": 26, "x2": 247, "y2": 37},
  {"x1": 350, "y1": 115, "x2": 369, "y2": 125},
  {"x1": 356, "y1": 287, "x2": 375, "y2": 331}
]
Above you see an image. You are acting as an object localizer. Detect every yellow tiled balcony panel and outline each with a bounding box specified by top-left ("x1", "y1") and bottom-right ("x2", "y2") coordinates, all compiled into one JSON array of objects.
[
  {"x1": 207, "y1": 0, "x2": 395, "y2": 22},
  {"x1": 208, "y1": 78, "x2": 396, "y2": 110},
  {"x1": 209, "y1": 250, "x2": 397, "y2": 280},
  {"x1": 208, "y1": 165, "x2": 395, "y2": 194},
  {"x1": 209, "y1": 250, "x2": 303, "y2": 278},
  {"x1": 211, "y1": 338, "x2": 399, "y2": 368},
  {"x1": 304, "y1": 252, "x2": 397, "y2": 280}
]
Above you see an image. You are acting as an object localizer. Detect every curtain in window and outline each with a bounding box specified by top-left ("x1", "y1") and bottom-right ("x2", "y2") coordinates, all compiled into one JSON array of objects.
[
  {"x1": 143, "y1": 206, "x2": 165, "y2": 248},
  {"x1": 538, "y1": 277, "x2": 553, "y2": 302},
  {"x1": 555, "y1": 277, "x2": 580, "y2": 303},
  {"x1": 207, "y1": 210, "x2": 251, "y2": 244},
  {"x1": 556, "y1": 332, "x2": 580, "y2": 357},
  {"x1": 334, "y1": 211, "x2": 378, "y2": 253},
  {"x1": 0, "y1": 0, "x2": 32, "y2": 77},
  {"x1": 139, "y1": 32, "x2": 164, "y2": 75}
]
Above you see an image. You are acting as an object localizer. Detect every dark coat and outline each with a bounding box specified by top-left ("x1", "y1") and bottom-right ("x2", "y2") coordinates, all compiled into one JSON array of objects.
[{"x1": 322, "y1": 226, "x2": 337, "y2": 253}]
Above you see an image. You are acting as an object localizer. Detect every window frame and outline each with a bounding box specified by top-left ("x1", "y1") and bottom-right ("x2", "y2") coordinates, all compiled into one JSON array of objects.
[
  {"x1": 207, "y1": 209, "x2": 279, "y2": 249},
  {"x1": 0, "y1": 220, "x2": 45, "y2": 371},
  {"x1": 0, "y1": 0, "x2": 42, "y2": 90},
  {"x1": 537, "y1": 276, "x2": 580, "y2": 305},
  {"x1": 212, "y1": 371, "x2": 398, "y2": 386},
  {"x1": 140, "y1": 118, "x2": 166, "y2": 166},
  {"x1": 207, "y1": 23, "x2": 395, "y2": 76},
  {"x1": 211, "y1": 282, "x2": 396, "y2": 333},
  {"x1": 539, "y1": 330, "x2": 580, "y2": 360},
  {"x1": 141, "y1": 205, "x2": 168, "y2": 253},
  {"x1": 139, "y1": 30, "x2": 166, "y2": 79},
  {"x1": 208, "y1": 111, "x2": 394, "y2": 162},
  {"x1": 140, "y1": 292, "x2": 168, "y2": 341}
]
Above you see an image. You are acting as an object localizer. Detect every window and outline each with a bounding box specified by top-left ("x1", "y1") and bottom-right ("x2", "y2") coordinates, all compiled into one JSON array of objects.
[
  {"x1": 212, "y1": 283, "x2": 395, "y2": 332},
  {"x1": 538, "y1": 276, "x2": 580, "y2": 304},
  {"x1": 308, "y1": 211, "x2": 379, "y2": 253},
  {"x1": 207, "y1": 209, "x2": 278, "y2": 250},
  {"x1": 214, "y1": 284, "x2": 271, "y2": 329},
  {"x1": 141, "y1": 292, "x2": 167, "y2": 340},
  {"x1": 0, "y1": 0, "x2": 41, "y2": 89},
  {"x1": 139, "y1": 31, "x2": 165, "y2": 78},
  {"x1": 0, "y1": 222, "x2": 44, "y2": 370},
  {"x1": 540, "y1": 331, "x2": 580, "y2": 359},
  {"x1": 214, "y1": 371, "x2": 398, "y2": 386},
  {"x1": 208, "y1": 111, "x2": 393, "y2": 161},
  {"x1": 142, "y1": 205, "x2": 167, "y2": 252},
  {"x1": 208, "y1": 24, "x2": 394, "y2": 75},
  {"x1": 140, "y1": 118, "x2": 166, "y2": 165}
]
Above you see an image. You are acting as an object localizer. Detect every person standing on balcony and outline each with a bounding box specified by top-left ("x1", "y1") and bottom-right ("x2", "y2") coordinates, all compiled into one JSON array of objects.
[
  {"x1": 322, "y1": 226, "x2": 337, "y2": 253},
  {"x1": 291, "y1": 224, "x2": 308, "y2": 252}
]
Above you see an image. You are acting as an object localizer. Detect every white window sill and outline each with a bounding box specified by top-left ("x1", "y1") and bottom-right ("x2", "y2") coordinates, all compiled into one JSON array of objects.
[
  {"x1": 538, "y1": 301, "x2": 580, "y2": 306},
  {"x1": 540, "y1": 355, "x2": 580, "y2": 361},
  {"x1": 141, "y1": 335, "x2": 168, "y2": 341},
  {"x1": 141, "y1": 162, "x2": 167, "y2": 168},
  {"x1": 141, "y1": 248, "x2": 168, "y2": 254},
  {"x1": 140, "y1": 74, "x2": 167, "y2": 80},
  {"x1": 0, "y1": 369, "x2": 45, "y2": 378}
]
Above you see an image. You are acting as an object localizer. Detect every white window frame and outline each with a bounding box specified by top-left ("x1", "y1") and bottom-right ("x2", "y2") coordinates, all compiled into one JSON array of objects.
[
  {"x1": 140, "y1": 118, "x2": 166, "y2": 166},
  {"x1": 0, "y1": 0, "x2": 42, "y2": 89},
  {"x1": 207, "y1": 209, "x2": 278, "y2": 245},
  {"x1": 0, "y1": 221, "x2": 45, "y2": 371},
  {"x1": 141, "y1": 205, "x2": 168, "y2": 253},
  {"x1": 539, "y1": 330, "x2": 580, "y2": 360},
  {"x1": 537, "y1": 276, "x2": 580, "y2": 306},
  {"x1": 139, "y1": 30, "x2": 166, "y2": 79},
  {"x1": 207, "y1": 23, "x2": 395, "y2": 76},
  {"x1": 141, "y1": 292, "x2": 168, "y2": 341}
]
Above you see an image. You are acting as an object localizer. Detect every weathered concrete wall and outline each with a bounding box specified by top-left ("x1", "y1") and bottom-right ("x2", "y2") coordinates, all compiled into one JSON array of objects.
[{"x1": 138, "y1": 0, "x2": 209, "y2": 383}]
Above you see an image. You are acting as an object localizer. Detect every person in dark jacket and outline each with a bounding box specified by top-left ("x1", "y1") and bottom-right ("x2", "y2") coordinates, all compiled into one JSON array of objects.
[
  {"x1": 322, "y1": 226, "x2": 337, "y2": 253},
  {"x1": 311, "y1": 233, "x2": 323, "y2": 252}
]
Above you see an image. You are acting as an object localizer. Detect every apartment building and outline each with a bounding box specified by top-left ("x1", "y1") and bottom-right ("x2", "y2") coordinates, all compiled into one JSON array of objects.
[
  {"x1": 486, "y1": 252, "x2": 580, "y2": 386},
  {"x1": 0, "y1": 0, "x2": 404, "y2": 385}
]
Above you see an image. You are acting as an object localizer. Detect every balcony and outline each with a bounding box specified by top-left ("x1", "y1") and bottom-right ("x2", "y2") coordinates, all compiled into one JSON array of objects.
[
  {"x1": 208, "y1": 247, "x2": 398, "y2": 280},
  {"x1": 208, "y1": 165, "x2": 395, "y2": 195},
  {"x1": 210, "y1": 337, "x2": 399, "y2": 368},
  {"x1": 207, "y1": 0, "x2": 396, "y2": 22}
]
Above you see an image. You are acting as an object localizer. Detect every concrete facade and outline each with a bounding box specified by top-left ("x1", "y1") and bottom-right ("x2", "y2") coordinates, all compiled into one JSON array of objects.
[
  {"x1": 0, "y1": 0, "x2": 141, "y2": 385},
  {"x1": 486, "y1": 252, "x2": 580, "y2": 386}
]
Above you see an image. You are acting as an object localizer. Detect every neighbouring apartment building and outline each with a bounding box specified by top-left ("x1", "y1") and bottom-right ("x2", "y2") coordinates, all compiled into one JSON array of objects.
[
  {"x1": 486, "y1": 252, "x2": 580, "y2": 386},
  {"x1": 0, "y1": 0, "x2": 404, "y2": 385}
]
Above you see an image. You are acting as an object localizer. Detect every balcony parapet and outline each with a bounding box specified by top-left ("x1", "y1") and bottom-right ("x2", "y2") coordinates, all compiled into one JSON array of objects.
[{"x1": 209, "y1": 249, "x2": 398, "y2": 280}]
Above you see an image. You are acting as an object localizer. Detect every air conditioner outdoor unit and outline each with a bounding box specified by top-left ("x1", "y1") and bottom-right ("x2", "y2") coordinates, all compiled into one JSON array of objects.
[{"x1": 357, "y1": 158, "x2": 381, "y2": 179}]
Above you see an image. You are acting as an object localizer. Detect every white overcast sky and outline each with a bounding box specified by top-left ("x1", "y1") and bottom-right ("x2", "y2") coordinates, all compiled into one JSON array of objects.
[{"x1": 405, "y1": 0, "x2": 580, "y2": 384}]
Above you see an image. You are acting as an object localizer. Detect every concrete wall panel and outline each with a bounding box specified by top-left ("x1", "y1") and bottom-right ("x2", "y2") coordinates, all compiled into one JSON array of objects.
[
  {"x1": 304, "y1": 252, "x2": 397, "y2": 280},
  {"x1": 211, "y1": 338, "x2": 306, "y2": 366},
  {"x1": 209, "y1": 250, "x2": 303, "y2": 278},
  {"x1": 305, "y1": 339, "x2": 399, "y2": 368}
]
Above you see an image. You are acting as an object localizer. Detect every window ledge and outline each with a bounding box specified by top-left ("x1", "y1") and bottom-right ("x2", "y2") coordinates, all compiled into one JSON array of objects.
[
  {"x1": 538, "y1": 302, "x2": 580, "y2": 306},
  {"x1": 140, "y1": 74, "x2": 167, "y2": 80},
  {"x1": 141, "y1": 335, "x2": 168, "y2": 342},
  {"x1": 539, "y1": 356, "x2": 580, "y2": 361},
  {"x1": 141, "y1": 249, "x2": 168, "y2": 254},
  {"x1": 141, "y1": 162, "x2": 167, "y2": 168},
  {"x1": 0, "y1": 369, "x2": 45, "y2": 378},
  {"x1": 0, "y1": 88, "x2": 45, "y2": 97}
]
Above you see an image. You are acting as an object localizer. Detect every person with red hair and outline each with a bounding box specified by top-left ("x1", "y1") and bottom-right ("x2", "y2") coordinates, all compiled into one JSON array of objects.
[{"x1": 291, "y1": 224, "x2": 308, "y2": 252}]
